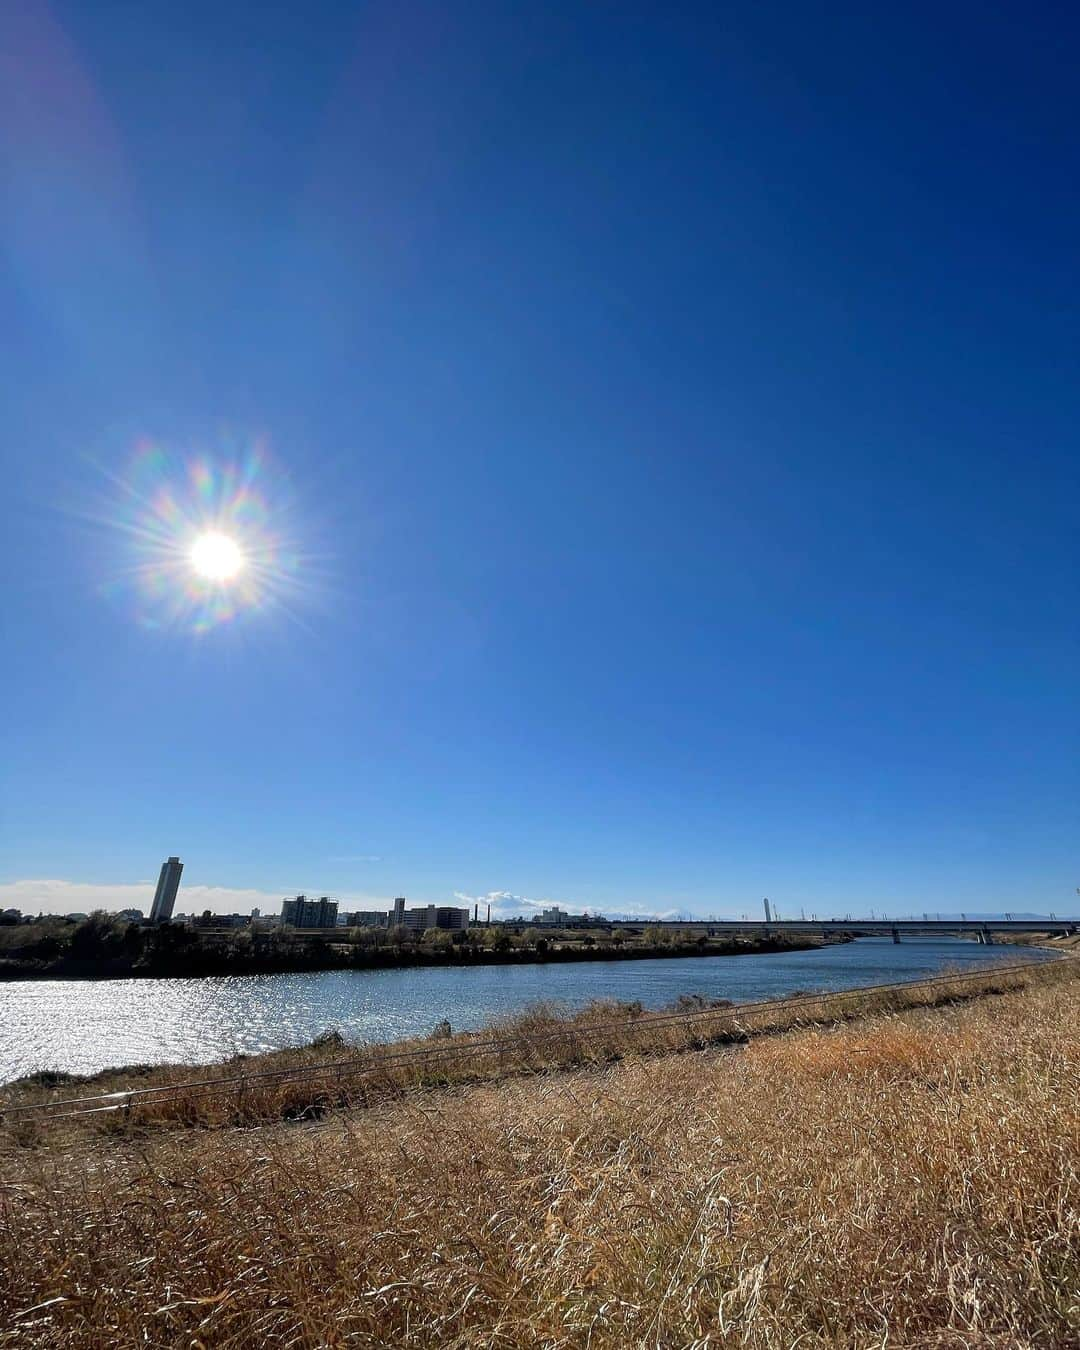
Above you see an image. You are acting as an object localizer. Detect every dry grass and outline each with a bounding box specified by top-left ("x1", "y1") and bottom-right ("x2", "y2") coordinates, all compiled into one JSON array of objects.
[
  {"x1": 1001, "y1": 933, "x2": 1080, "y2": 952},
  {"x1": 1, "y1": 965, "x2": 1078, "y2": 1347}
]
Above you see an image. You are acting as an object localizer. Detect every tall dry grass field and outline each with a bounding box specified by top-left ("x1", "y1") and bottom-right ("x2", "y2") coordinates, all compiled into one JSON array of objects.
[{"x1": 2, "y1": 974, "x2": 1078, "y2": 1347}]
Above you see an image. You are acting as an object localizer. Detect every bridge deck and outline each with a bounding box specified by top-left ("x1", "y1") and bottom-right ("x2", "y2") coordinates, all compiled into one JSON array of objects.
[{"x1": 600, "y1": 918, "x2": 1078, "y2": 935}]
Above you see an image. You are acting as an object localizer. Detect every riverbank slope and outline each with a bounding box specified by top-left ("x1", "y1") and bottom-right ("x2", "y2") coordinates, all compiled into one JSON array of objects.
[{"x1": 2, "y1": 959, "x2": 1076, "y2": 1347}]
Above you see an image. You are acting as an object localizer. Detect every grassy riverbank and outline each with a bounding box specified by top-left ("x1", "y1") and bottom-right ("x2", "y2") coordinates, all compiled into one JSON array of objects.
[
  {"x1": 4, "y1": 955, "x2": 1069, "y2": 1134},
  {"x1": 1, "y1": 957, "x2": 1076, "y2": 1347},
  {"x1": 3, "y1": 954, "x2": 1070, "y2": 1132},
  {"x1": 0, "y1": 912, "x2": 837, "y2": 981},
  {"x1": 996, "y1": 930, "x2": 1080, "y2": 952}
]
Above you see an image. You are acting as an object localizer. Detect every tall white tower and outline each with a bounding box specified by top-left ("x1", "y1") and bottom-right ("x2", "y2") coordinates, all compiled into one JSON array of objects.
[{"x1": 150, "y1": 857, "x2": 183, "y2": 923}]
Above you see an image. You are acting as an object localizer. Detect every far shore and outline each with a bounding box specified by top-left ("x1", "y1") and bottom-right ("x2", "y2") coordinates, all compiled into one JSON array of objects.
[{"x1": 0, "y1": 924, "x2": 848, "y2": 984}]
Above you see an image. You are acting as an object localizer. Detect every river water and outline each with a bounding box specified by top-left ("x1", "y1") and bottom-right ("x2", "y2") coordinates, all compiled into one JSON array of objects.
[{"x1": 0, "y1": 938, "x2": 1055, "y2": 1085}]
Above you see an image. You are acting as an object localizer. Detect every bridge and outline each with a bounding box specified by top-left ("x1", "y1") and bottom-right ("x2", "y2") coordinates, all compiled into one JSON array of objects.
[{"x1": 604, "y1": 917, "x2": 1080, "y2": 944}]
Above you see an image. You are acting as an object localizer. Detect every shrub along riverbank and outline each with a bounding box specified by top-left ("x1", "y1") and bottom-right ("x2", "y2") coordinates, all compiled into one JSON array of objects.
[
  {"x1": 1, "y1": 956, "x2": 1077, "y2": 1347},
  {"x1": 0, "y1": 912, "x2": 840, "y2": 981}
]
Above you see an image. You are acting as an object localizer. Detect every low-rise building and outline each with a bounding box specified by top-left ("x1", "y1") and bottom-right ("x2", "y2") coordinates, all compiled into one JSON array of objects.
[
  {"x1": 281, "y1": 895, "x2": 339, "y2": 928},
  {"x1": 407, "y1": 904, "x2": 468, "y2": 932},
  {"x1": 343, "y1": 910, "x2": 390, "y2": 928},
  {"x1": 390, "y1": 897, "x2": 469, "y2": 932},
  {"x1": 537, "y1": 906, "x2": 571, "y2": 925},
  {"x1": 192, "y1": 911, "x2": 252, "y2": 929}
]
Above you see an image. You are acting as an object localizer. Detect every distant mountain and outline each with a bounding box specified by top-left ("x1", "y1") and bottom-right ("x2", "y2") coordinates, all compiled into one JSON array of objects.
[{"x1": 883, "y1": 912, "x2": 1066, "y2": 921}]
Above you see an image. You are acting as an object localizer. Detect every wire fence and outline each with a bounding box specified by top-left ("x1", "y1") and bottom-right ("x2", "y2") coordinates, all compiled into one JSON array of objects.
[{"x1": 3, "y1": 956, "x2": 1070, "y2": 1124}]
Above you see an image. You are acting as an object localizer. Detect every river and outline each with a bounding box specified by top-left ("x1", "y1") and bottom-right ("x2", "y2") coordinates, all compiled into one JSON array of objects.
[{"x1": 0, "y1": 937, "x2": 1055, "y2": 1084}]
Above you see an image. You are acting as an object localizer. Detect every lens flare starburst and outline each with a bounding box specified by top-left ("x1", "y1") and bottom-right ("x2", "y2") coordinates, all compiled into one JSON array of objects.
[{"x1": 98, "y1": 437, "x2": 305, "y2": 633}]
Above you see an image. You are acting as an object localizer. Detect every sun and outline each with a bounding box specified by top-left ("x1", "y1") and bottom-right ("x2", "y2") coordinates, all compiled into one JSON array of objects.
[{"x1": 190, "y1": 530, "x2": 244, "y2": 581}]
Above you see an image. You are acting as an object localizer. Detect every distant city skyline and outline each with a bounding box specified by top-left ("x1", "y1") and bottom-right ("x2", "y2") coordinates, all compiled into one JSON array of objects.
[{"x1": 0, "y1": 872, "x2": 1073, "y2": 925}]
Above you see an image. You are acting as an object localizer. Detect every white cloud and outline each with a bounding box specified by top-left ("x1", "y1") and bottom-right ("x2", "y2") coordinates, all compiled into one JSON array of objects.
[
  {"x1": 452, "y1": 890, "x2": 679, "y2": 921},
  {"x1": 604, "y1": 903, "x2": 685, "y2": 921},
  {"x1": 453, "y1": 890, "x2": 544, "y2": 918}
]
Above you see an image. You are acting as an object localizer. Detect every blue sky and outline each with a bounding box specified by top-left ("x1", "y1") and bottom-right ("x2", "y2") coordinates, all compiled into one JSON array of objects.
[{"x1": 2, "y1": 1, "x2": 1078, "y2": 919}]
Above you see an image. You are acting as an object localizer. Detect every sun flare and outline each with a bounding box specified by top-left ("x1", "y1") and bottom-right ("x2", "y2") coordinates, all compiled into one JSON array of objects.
[
  {"x1": 190, "y1": 530, "x2": 244, "y2": 581},
  {"x1": 98, "y1": 438, "x2": 307, "y2": 633}
]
